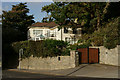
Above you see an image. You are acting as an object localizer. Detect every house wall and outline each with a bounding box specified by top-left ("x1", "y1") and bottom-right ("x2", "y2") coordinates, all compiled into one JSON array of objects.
[
  {"x1": 90, "y1": 45, "x2": 120, "y2": 66},
  {"x1": 29, "y1": 27, "x2": 50, "y2": 40},
  {"x1": 18, "y1": 50, "x2": 79, "y2": 70},
  {"x1": 28, "y1": 27, "x2": 81, "y2": 44}
]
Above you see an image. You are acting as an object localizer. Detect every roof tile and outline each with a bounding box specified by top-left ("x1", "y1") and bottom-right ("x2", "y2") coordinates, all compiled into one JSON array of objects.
[{"x1": 31, "y1": 22, "x2": 58, "y2": 28}]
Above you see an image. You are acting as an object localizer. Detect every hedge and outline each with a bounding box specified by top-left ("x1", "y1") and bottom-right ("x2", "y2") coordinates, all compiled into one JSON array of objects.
[{"x1": 12, "y1": 39, "x2": 69, "y2": 58}]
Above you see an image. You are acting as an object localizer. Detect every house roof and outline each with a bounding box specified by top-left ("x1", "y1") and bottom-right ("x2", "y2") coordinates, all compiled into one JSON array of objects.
[
  {"x1": 31, "y1": 22, "x2": 48, "y2": 27},
  {"x1": 31, "y1": 22, "x2": 58, "y2": 28}
]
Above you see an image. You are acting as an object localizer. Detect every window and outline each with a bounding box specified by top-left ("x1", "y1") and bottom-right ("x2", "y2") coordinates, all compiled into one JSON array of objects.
[
  {"x1": 33, "y1": 30, "x2": 43, "y2": 35},
  {"x1": 65, "y1": 37, "x2": 70, "y2": 43},
  {"x1": 73, "y1": 28, "x2": 77, "y2": 34},
  {"x1": 64, "y1": 27, "x2": 68, "y2": 33},
  {"x1": 47, "y1": 30, "x2": 50, "y2": 37},
  {"x1": 51, "y1": 34, "x2": 54, "y2": 37},
  {"x1": 35, "y1": 37, "x2": 40, "y2": 41},
  {"x1": 65, "y1": 37, "x2": 76, "y2": 44},
  {"x1": 65, "y1": 37, "x2": 67, "y2": 42}
]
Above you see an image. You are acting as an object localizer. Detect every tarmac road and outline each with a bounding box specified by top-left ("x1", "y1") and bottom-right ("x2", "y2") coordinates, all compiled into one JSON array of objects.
[{"x1": 1, "y1": 70, "x2": 118, "y2": 80}]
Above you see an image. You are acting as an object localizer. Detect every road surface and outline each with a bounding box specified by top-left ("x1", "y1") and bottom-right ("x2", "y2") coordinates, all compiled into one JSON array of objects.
[{"x1": 1, "y1": 70, "x2": 118, "y2": 80}]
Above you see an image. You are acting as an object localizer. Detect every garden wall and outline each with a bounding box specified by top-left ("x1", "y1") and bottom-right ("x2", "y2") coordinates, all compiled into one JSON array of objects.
[
  {"x1": 18, "y1": 50, "x2": 79, "y2": 70},
  {"x1": 90, "y1": 45, "x2": 120, "y2": 66}
]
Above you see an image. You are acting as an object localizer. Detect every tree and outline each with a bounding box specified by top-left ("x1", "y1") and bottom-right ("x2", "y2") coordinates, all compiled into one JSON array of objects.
[
  {"x1": 103, "y1": 2, "x2": 120, "y2": 22},
  {"x1": 2, "y1": 3, "x2": 35, "y2": 40},
  {"x1": 103, "y1": 17, "x2": 120, "y2": 49},
  {"x1": 2, "y1": 3, "x2": 35, "y2": 69},
  {"x1": 42, "y1": 2, "x2": 120, "y2": 34},
  {"x1": 42, "y1": 2, "x2": 106, "y2": 33},
  {"x1": 42, "y1": 2, "x2": 68, "y2": 26}
]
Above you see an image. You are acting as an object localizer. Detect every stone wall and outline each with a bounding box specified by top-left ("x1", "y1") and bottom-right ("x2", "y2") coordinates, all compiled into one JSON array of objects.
[
  {"x1": 90, "y1": 45, "x2": 120, "y2": 66},
  {"x1": 18, "y1": 50, "x2": 79, "y2": 70},
  {"x1": 118, "y1": 45, "x2": 120, "y2": 66}
]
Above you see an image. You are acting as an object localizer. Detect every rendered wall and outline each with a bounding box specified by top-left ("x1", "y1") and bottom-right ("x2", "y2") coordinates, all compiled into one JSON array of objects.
[{"x1": 90, "y1": 45, "x2": 119, "y2": 66}]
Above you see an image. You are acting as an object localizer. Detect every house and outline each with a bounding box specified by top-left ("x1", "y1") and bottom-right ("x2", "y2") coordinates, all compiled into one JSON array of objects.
[{"x1": 28, "y1": 22, "x2": 82, "y2": 44}]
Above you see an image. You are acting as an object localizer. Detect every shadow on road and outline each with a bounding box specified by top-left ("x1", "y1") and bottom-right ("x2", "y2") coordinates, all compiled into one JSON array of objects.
[
  {"x1": 1, "y1": 77, "x2": 118, "y2": 80},
  {"x1": 66, "y1": 64, "x2": 89, "y2": 76}
]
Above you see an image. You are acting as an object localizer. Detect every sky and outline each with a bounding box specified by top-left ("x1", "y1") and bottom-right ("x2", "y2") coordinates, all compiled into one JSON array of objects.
[{"x1": 2, "y1": 2, "x2": 53, "y2": 22}]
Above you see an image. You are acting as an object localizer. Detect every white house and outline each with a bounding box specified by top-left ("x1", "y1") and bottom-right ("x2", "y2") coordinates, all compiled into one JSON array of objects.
[{"x1": 28, "y1": 22, "x2": 82, "y2": 44}]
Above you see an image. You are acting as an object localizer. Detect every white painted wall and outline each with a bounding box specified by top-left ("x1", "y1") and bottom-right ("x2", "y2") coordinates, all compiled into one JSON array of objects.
[{"x1": 28, "y1": 26, "x2": 81, "y2": 44}]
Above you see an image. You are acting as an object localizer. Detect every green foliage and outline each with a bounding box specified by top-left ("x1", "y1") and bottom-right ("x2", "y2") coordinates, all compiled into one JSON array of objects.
[
  {"x1": 104, "y1": 2, "x2": 120, "y2": 22},
  {"x1": 77, "y1": 43, "x2": 90, "y2": 49},
  {"x1": 2, "y1": 27, "x2": 21, "y2": 43},
  {"x1": 68, "y1": 42, "x2": 90, "y2": 50},
  {"x1": 2, "y1": 3, "x2": 35, "y2": 40},
  {"x1": 78, "y1": 17, "x2": 120, "y2": 49},
  {"x1": 2, "y1": 3, "x2": 35, "y2": 68},
  {"x1": 90, "y1": 30, "x2": 105, "y2": 46},
  {"x1": 68, "y1": 44, "x2": 90, "y2": 50},
  {"x1": 68, "y1": 44, "x2": 78, "y2": 50},
  {"x1": 42, "y1": 2, "x2": 107, "y2": 34},
  {"x1": 103, "y1": 17, "x2": 120, "y2": 49},
  {"x1": 12, "y1": 39, "x2": 69, "y2": 58},
  {"x1": 42, "y1": 2, "x2": 120, "y2": 34},
  {"x1": 78, "y1": 34, "x2": 92, "y2": 44}
]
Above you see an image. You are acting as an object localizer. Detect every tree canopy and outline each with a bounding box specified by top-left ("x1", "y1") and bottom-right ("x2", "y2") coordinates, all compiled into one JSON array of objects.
[
  {"x1": 2, "y1": 3, "x2": 35, "y2": 69},
  {"x1": 42, "y1": 2, "x2": 120, "y2": 34},
  {"x1": 2, "y1": 3, "x2": 35, "y2": 40},
  {"x1": 42, "y1": 2, "x2": 106, "y2": 33}
]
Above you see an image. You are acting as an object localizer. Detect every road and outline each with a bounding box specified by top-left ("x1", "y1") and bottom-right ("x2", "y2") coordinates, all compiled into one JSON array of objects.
[{"x1": 1, "y1": 70, "x2": 118, "y2": 80}]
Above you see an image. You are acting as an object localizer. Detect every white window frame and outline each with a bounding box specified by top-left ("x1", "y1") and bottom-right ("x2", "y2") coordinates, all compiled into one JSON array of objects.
[{"x1": 33, "y1": 30, "x2": 43, "y2": 35}]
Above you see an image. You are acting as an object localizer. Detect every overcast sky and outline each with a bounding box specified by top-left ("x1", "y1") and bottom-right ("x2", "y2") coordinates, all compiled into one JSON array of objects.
[{"x1": 2, "y1": 2, "x2": 53, "y2": 22}]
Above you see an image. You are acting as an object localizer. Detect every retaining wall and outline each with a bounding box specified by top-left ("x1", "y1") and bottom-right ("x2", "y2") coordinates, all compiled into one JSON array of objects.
[{"x1": 18, "y1": 50, "x2": 79, "y2": 70}]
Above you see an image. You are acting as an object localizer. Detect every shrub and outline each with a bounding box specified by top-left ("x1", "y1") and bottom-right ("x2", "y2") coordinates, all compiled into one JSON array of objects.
[
  {"x1": 103, "y1": 17, "x2": 120, "y2": 49},
  {"x1": 68, "y1": 42, "x2": 90, "y2": 50},
  {"x1": 12, "y1": 39, "x2": 69, "y2": 58}
]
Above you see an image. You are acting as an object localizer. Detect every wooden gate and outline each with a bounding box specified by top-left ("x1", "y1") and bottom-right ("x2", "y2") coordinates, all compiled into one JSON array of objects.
[{"x1": 78, "y1": 48, "x2": 99, "y2": 64}]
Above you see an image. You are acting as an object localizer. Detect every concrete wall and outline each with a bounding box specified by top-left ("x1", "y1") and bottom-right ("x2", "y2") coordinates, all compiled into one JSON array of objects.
[
  {"x1": 18, "y1": 50, "x2": 79, "y2": 70},
  {"x1": 90, "y1": 45, "x2": 120, "y2": 66}
]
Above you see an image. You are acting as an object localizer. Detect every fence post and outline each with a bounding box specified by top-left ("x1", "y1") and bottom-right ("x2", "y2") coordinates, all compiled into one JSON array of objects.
[
  {"x1": 19, "y1": 48, "x2": 23, "y2": 70},
  {"x1": 75, "y1": 50, "x2": 79, "y2": 67}
]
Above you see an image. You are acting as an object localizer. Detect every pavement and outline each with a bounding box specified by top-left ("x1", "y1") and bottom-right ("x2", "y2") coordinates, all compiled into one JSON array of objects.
[{"x1": 8, "y1": 64, "x2": 119, "y2": 79}]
